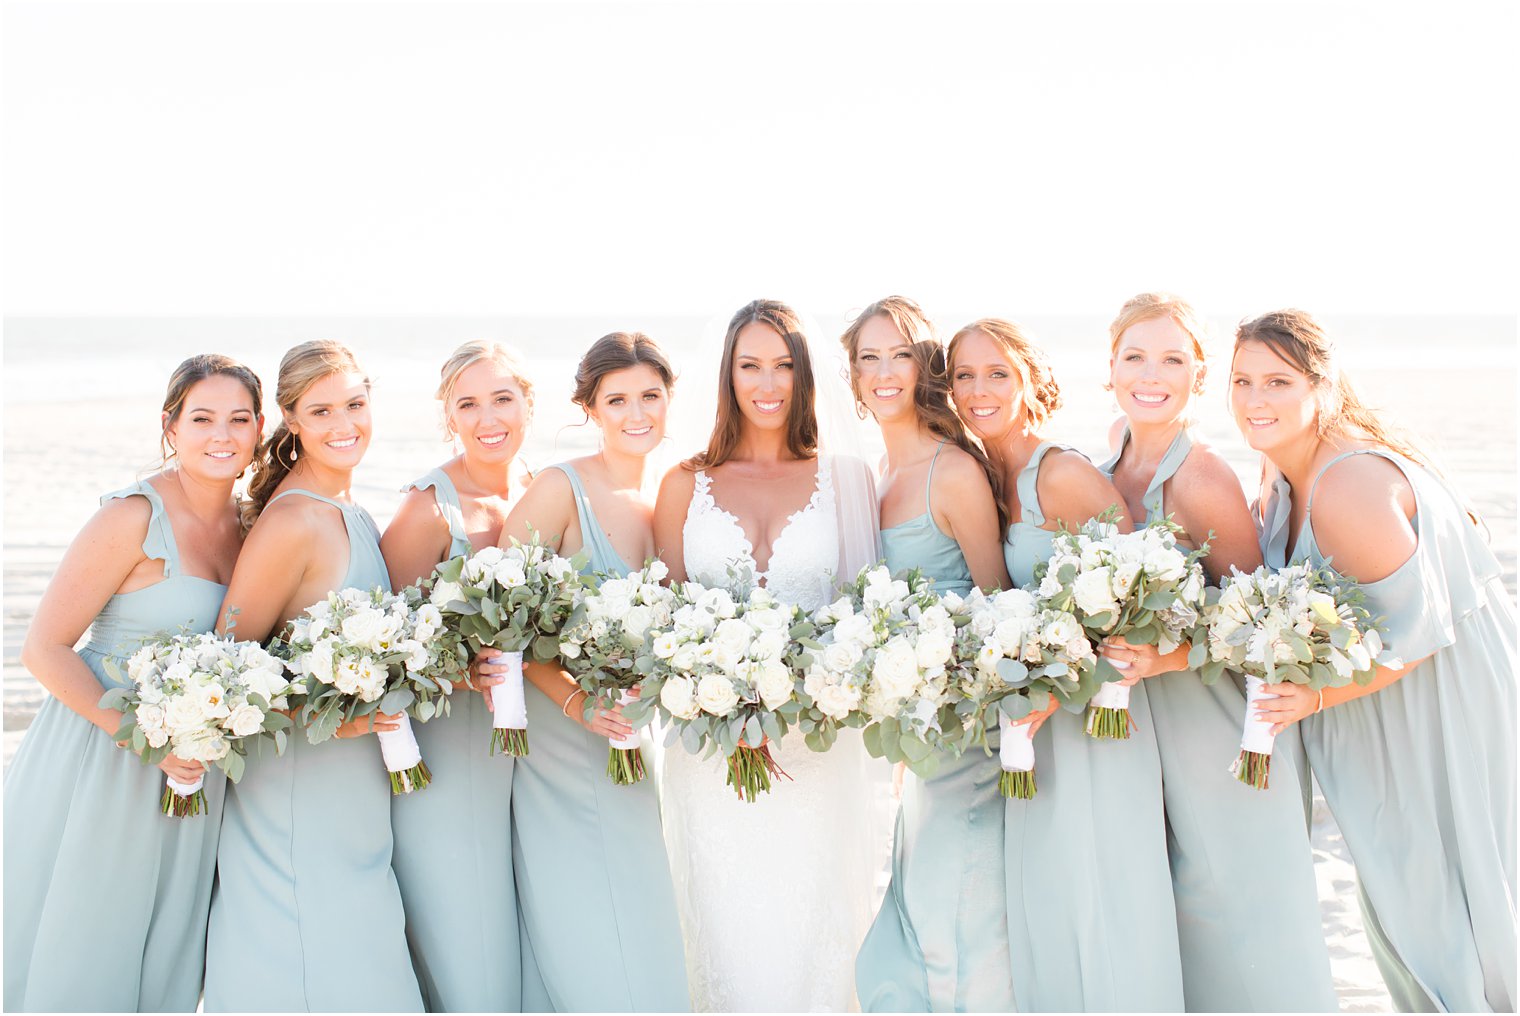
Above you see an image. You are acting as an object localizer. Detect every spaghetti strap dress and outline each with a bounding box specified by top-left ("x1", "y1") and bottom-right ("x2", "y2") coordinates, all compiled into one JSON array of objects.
[
  {"x1": 1002, "y1": 441, "x2": 1185, "y2": 1012},
  {"x1": 509, "y1": 462, "x2": 690, "y2": 1012},
  {"x1": 4, "y1": 480, "x2": 227, "y2": 1012},
  {"x1": 389, "y1": 468, "x2": 523, "y2": 1012},
  {"x1": 1261, "y1": 449, "x2": 1516, "y2": 1012},
  {"x1": 203, "y1": 489, "x2": 423, "y2": 1012},
  {"x1": 856, "y1": 442, "x2": 1016, "y2": 1013},
  {"x1": 1099, "y1": 427, "x2": 1335, "y2": 1011}
]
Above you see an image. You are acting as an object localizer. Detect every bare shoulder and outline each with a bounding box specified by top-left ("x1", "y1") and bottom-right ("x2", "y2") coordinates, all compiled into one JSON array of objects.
[
  {"x1": 1310, "y1": 452, "x2": 1418, "y2": 581},
  {"x1": 387, "y1": 484, "x2": 447, "y2": 531},
  {"x1": 933, "y1": 443, "x2": 992, "y2": 490},
  {"x1": 1171, "y1": 442, "x2": 1250, "y2": 511},
  {"x1": 656, "y1": 462, "x2": 698, "y2": 504},
  {"x1": 1106, "y1": 416, "x2": 1128, "y2": 452},
  {"x1": 1037, "y1": 449, "x2": 1125, "y2": 525},
  {"x1": 90, "y1": 489, "x2": 156, "y2": 543},
  {"x1": 246, "y1": 491, "x2": 341, "y2": 548},
  {"x1": 522, "y1": 463, "x2": 575, "y2": 503}
]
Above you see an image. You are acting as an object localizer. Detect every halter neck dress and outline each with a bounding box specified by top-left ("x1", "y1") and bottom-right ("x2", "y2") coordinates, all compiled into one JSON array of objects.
[
  {"x1": 1261, "y1": 448, "x2": 1516, "y2": 1012},
  {"x1": 510, "y1": 462, "x2": 690, "y2": 1012},
  {"x1": 856, "y1": 442, "x2": 1016, "y2": 1012},
  {"x1": 4, "y1": 480, "x2": 227, "y2": 1012},
  {"x1": 204, "y1": 489, "x2": 423, "y2": 1012},
  {"x1": 389, "y1": 467, "x2": 523, "y2": 1012},
  {"x1": 999, "y1": 441, "x2": 1185, "y2": 1012},
  {"x1": 1100, "y1": 427, "x2": 1335, "y2": 1011}
]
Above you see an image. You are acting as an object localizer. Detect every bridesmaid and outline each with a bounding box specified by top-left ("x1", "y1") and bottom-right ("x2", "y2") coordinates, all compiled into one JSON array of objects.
[
  {"x1": 481, "y1": 331, "x2": 690, "y2": 1012},
  {"x1": 848, "y1": 297, "x2": 1016, "y2": 1013},
  {"x1": 1234, "y1": 309, "x2": 1516, "y2": 1012},
  {"x1": 1095, "y1": 294, "x2": 1335, "y2": 1010},
  {"x1": 5, "y1": 356, "x2": 262, "y2": 1012},
  {"x1": 948, "y1": 317, "x2": 1186, "y2": 1012},
  {"x1": 203, "y1": 340, "x2": 423, "y2": 1012},
  {"x1": 380, "y1": 341, "x2": 533, "y2": 1012}
]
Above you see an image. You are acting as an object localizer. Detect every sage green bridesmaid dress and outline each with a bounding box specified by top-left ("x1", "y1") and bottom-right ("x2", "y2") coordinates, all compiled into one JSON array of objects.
[
  {"x1": 390, "y1": 467, "x2": 523, "y2": 1012},
  {"x1": 856, "y1": 442, "x2": 1017, "y2": 1013},
  {"x1": 204, "y1": 490, "x2": 423, "y2": 1012},
  {"x1": 1099, "y1": 427, "x2": 1335, "y2": 1010},
  {"x1": 510, "y1": 462, "x2": 690, "y2": 1012},
  {"x1": 1261, "y1": 449, "x2": 1516, "y2": 1012},
  {"x1": 4, "y1": 480, "x2": 226, "y2": 1012},
  {"x1": 1002, "y1": 442, "x2": 1185, "y2": 1012}
]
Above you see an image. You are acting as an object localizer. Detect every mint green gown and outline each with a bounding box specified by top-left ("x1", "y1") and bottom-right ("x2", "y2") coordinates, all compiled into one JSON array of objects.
[
  {"x1": 204, "y1": 489, "x2": 423, "y2": 1012},
  {"x1": 1002, "y1": 442, "x2": 1185, "y2": 1012},
  {"x1": 4, "y1": 481, "x2": 227, "y2": 1012},
  {"x1": 390, "y1": 468, "x2": 523, "y2": 1012},
  {"x1": 510, "y1": 462, "x2": 690, "y2": 1012},
  {"x1": 1261, "y1": 449, "x2": 1516, "y2": 1012},
  {"x1": 856, "y1": 442, "x2": 1016, "y2": 1013},
  {"x1": 1099, "y1": 428, "x2": 1335, "y2": 1011}
]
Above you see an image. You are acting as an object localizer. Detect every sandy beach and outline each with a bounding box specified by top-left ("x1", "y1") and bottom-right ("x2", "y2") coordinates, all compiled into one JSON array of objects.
[{"x1": 4, "y1": 314, "x2": 1515, "y2": 1011}]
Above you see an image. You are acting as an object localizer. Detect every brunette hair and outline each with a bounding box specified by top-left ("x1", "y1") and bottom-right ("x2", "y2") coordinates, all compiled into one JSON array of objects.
[
  {"x1": 436, "y1": 341, "x2": 535, "y2": 437},
  {"x1": 841, "y1": 296, "x2": 1009, "y2": 530},
  {"x1": 685, "y1": 300, "x2": 818, "y2": 470},
  {"x1": 1233, "y1": 309, "x2": 1427, "y2": 463},
  {"x1": 572, "y1": 331, "x2": 676, "y2": 414},
  {"x1": 160, "y1": 354, "x2": 264, "y2": 464},
  {"x1": 947, "y1": 318, "x2": 1063, "y2": 430},
  {"x1": 241, "y1": 340, "x2": 368, "y2": 531}
]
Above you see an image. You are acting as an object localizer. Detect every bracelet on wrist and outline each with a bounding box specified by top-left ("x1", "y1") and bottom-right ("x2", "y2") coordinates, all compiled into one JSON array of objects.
[{"x1": 561, "y1": 691, "x2": 582, "y2": 718}]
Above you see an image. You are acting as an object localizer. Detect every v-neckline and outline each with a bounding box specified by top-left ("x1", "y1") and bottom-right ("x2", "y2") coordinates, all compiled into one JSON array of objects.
[{"x1": 698, "y1": 461, "x2": 825, "y2": 583}]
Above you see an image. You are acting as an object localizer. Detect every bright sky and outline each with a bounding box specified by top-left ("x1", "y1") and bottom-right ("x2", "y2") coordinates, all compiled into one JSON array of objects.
[{"x1": 4, "y1": 1, "x2": 1517, "y2": 317}]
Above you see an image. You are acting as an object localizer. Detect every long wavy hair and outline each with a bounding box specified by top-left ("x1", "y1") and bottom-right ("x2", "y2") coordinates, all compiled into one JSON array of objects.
[
  {"x1": 842, "y1": 296, "x2": 1009, "y2": 530},
  {"x1": 241, "y1": 340, "x2": 368, "y2": 532},
  {"x1": 685, "y1": 300, "x2": 818, "y2": 470}
]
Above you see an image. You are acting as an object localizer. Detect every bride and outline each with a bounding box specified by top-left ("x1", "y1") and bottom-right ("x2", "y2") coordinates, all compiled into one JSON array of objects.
[{"x1": 652, "y1": 299, "x2": 884, "y2": 1012}]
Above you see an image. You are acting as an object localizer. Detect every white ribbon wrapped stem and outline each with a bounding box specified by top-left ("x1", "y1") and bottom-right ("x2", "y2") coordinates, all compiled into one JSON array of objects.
[
  {"x1": 608, "y1": 689, "x2": 641, "y2": 750},
  {"x1": 999, "y1": 715, "x2": 1035, "y2": 773},
  {"x1": 165, "y1": 773, "x2": 204, "y2": 797},
  {"x1": 376, "y1": 712, "x2": 423, "y2": 772},
  {"x1": 490, "y1": 650, "x2": 528, "y2": 731},
  {"x1": 1091, "y1": 680, "x2": 1131, "y2": 711},
  {"x1": 1239, "y1": 675, "x2": 1278, "y2": 755}
]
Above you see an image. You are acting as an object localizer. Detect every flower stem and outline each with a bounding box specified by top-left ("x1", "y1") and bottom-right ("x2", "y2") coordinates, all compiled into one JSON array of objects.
[
  {"x1": 1085, "y1": 705, "x2": 1134, "y2": 740},
  {"x1": 491, "y1": 727, "x2": 530, "y2": 757},
  {"x1": 999, "y1": 768, "x2": 1037, "y2": 799},
  {"x1": 726, "y1": 744, "x2": 791, "y2": 802},
  {"x1": 389, "y1": 760, "x2": 433, "y2": 795},
  {"x1": 606, "y1": 746, "x2": 647, "y2": 785},
  {"x1": 1229, "y1": 749, "x2": 1271, "y2": 790},
  {"x1": 160, "y1": 786, "x2": 206, "y2": 818}
]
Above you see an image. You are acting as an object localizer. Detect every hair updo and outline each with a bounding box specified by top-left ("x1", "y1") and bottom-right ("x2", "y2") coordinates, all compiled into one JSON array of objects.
[
  {"x1": 159, "y1": 353, "x2": 264, "y2": 463},
  {"x1": 947, "y1": 318, "x2": 1062, "y2": 429},
  {"x1": 571, "y1": 331, "x2": 676, "y2": 414},
  {"x1": 435, "y1": 341, "x2": 535, "y2": 438}
]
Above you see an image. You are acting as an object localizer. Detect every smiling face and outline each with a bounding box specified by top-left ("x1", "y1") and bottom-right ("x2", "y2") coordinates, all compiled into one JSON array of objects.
[
  {"x1": 731, "y1": 321, "x2": 795, "y2": 433},
  {"x1": 286, "y1": 370, "x2": 372, "y2": 471},
  {"x1": 852, "y1": 313, "x2": 919, "y2": 425},
  {"x1": 1229, "y1": 339, "x2": 1321, "y2": 455},
  {"x1": 588, "y1": 362, "x2": 668, "y2": 456},
  {"x1": 163, "y1": 374, "x2": 262, "y2": 482},
  {"x1": 1109, "y1": 315, "x2": 1204, "y2": 426},
  {"x1": 949, "y1": 328, "x2": 1022, "y2": 440},
  {"x1": 447, "y1": 359, "x2": 528, "y2": 466}
]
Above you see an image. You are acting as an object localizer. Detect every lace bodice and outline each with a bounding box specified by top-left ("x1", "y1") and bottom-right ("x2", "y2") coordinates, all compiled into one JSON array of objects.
[{"x1": 682, "y1": 457, "x2": 839, "y2": 612}]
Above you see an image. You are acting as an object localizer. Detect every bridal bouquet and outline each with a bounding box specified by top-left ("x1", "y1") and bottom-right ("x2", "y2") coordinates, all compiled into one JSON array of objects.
[
  {"x1": 626, "y1": 581, "x2": 813, "y2": 802},
  {"x1": 559, "y1": 560, "x2": 676, "y2": 784},
  {"x1": 282, "y1": 585, "x2": 463, "y2": 794},
  {"x1": 1190, "y1": 562, "x2": 1399, "y2": 788},
  {"x1": 1035, "y1": 514, "x2": 1208, "y2": 739},
  {"x1": 429, "y1": 537, "x2": 588, "y2": 756},
  {"x1": 952, "y1": 587, "x2": 1097, "y2": 798},
  {"x1": 815, "y1": 565, "x2": 965, "y2": 778},
  {"x1": 100, "y1": 631, "x2": 297, "y2": 816}
]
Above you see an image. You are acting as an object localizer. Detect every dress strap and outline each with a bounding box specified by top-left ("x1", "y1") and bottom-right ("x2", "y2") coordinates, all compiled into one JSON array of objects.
[
  {"x1": 551, "y1": 462, "x2": 631, "y2": 574},
  {"x1": 402, "y1": 468, "x2": 470, "y2": 557},
  {"x1": 923, "y1": 440, "x2": 948, "y2": 515},
  {"x1": 100, "y1": 479, "x2": 180, "y2": 578},
  {"x1": 267, "y1": 488, "x2": 348, "y2": 511},
  {"x1": 1142, "y1": 428, "x2": 1193, "y2": 522},
  {"x1": 1017, "y1": 442, "x2": 1077, "y2": 529}
]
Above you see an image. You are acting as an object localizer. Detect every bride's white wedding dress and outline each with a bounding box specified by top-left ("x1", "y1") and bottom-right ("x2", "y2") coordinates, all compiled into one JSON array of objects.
[{"x1": 659, "y1": 457, "x2": 879, "y2": 1013}]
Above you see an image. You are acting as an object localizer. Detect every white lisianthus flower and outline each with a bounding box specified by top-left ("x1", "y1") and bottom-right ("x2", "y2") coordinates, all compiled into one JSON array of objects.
[
  {"x1": 696, "y1": 673, "x2": 740, "y2": 716},
  {"x1": 815, "y1": 680, "x2": 861, "y2": 720},
  {"x1": 493, "y1": 559, "x2": 528, "y2": 590},
  {"x1": 1112, "y1": 559, "x2": 1143, "y2": 597},
  {"x1": 750, "y1": 629, "x2": 787, "y2": 662},
  {"x1": 304, "y1": 640, "x2": 336, "y2": 683},
  {"x1": 174, "y1": 727, "x2": 227, "y2": 762},
  {"x1": 355, "y1": 658, "x2": 387, "y2": 701},
  {"x1": 1072, "y1": 568, "x2": 1119, "y2": 616},
  {"x1": 651, "y1": 632, "x2": 680, "y2": 660},
  {"x1": 670, "y1": 644, "x2": 698, "y2": 671},
  {"x1": 1040, "y1": 614, "x2": 1083, "y2": 649},
  {"x1": 400, "y1": 640, "x2": 430, "y2": 672},
  {"x1": 429, "y1": 580, "x2": 466, "y2": 608}
]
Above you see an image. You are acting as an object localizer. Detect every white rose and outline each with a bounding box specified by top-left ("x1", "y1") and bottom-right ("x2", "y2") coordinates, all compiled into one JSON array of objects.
[
  {"x1": 816, "y1": 680, "x2": 861, "y2": 720},
  {"x1": 136, "y1": 702, "x2": 167, "y2": 736},
  {"x1": 341, "y1": 609, "x2": 388, "y2": 653},
  {"x1": 696, "y1": 673, "x2": 740, "y2": 716},
  {"x1": 1072, "y1": 568, "x2": 1118, "y2": 616},
  {"x1": 832, "y1": 615, "x2": 873, "y2": 649},
  {"x1": 1112, "y1": 559, "x2": 1143, "y2": 598},
  {"x1": 670, "y1": 644, "x2": 698, "y2": 671},
  {"x1": 126, "y1": 646, "x2": 158, "y2": 684},
  {"x1": 754, "y1": 659, "x2": 794, "y2": 711},
  {"x1": 823, "y1": 641, "x2": 859, "y2": 672},
  {"x1": 472, "y1": 545, "x2": 505, "y2": 568},
  {"x1": 138, "y1": 683, "x2": 165, "y2": 706},
  {"x1": 993, "y1": 618, "x2": 1027, "y2": 651},
  {"x1": 872, "y1": 637, "x2": 921, "y2": 702},
  {"x1": 303, "y1": 640, "x2": 335, "y2": 683},
  {"x1": 751, "y1": 629, "x2": 788, "y2": 662},
  {"x1": 226, "y1": 703, "x2": 265, "y2": 738},
  {"x1": 173, "y1": 727, "x2": 227, "y2": 762},
  {"x1": 1143, "y1": 545, "x2": 1186, "y2": 583},
  {"x1": 696, "y1": 587, "x2": 737, "y2": 619},
  {"x1": 623, "y1": 604, "x2": 654, "y2": 640},
  {"x1": 430, "y1": 580, "x2": 466, "y2": 608},
  {"x1": 712, "y1": 618, "x2": 752, "y2": 658},
  {"x1": 1038, "y1": 571, "x2": 1064, "y2": 597},
  {"x1": 660, "y1": 676, "x2": 701, "y2": 720},
  {"x1": 164, "y1": 693, "x2": 210, "y2": 736},
  {"x1": 644, "y1": 560, "x2": 669, "y2": 583},
  {"x1": 993, "y1": 588, "x2": 1038, "y2": 617},
  {"x1": 915, "y1": 629, "x2": 953, "y2": 669}
]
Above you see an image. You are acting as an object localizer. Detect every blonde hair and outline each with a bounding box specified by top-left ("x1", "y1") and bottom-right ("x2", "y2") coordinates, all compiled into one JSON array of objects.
[
  {"x1": 840, "y1": 296, "x2": 1009, "y2": 531},
  {"x1": 1110, "y1": 291, "x2": 1208, "y2": 371},
  {"x1": 241, "y1": 340, "x2": 368, "y2": 531},
  {"x1": 947, "y1": 318, "x2": 1062, "y2": 430},
  {"x1": 1233, "y1": 309, "x2": 1428, "y2": 464},
  {"x1": 436, "y1": 341, "x2": 535, "y2": 437}
]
